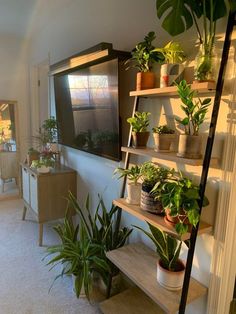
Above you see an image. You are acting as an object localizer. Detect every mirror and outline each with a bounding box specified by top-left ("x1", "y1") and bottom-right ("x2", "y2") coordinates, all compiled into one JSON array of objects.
[
  {"x1": 0, "y1": 103, "x2": 17, "y2": 152},
  {"x1": 0, "y1": 102, "x2": 19, "y2": 199}
]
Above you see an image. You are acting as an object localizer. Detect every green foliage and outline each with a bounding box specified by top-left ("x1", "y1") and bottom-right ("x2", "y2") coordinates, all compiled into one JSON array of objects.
[
  {"x1": 152, "y1": 124, "x2": 175, "y2": 134},
  {"x1": 40, "y1": 116, "x2": 58, "y2": 143},
  {"x1": 31, "y1": 157, "x2": 55, "y2": 169},
  {"x1": 113, "y1": 165, "x2": 142, "y2": 185},
  {"x1": 134, "y1": 222, "x2": 182, "y2": 271},
  {"x1": 175, "y1": 80, "x2": 211, "y2": 135},
  {"x1": 158, "y1": 173, "x2": 209, "y2": 236},
  {"x1": 126, "y1": 31, "x2": 164, "y2": 72},
  {"x1": 45, "y1": 216, "x2": 109, "y2": 300},
  {"x1": 67, "y1": 192, "x2": 132, "y2": 289},
  {"x1": 154, "y1": 41, "x2": 185, "y2": 64},
  {"x1": 156, "y1": 0, "x2": 228, "y2": 79},
  {"x1": 140, "y1": 162, "x2": 172, "y2": 189},
  {"x1": 28, "y1": 147, "x2": 40, "y2": 154},
  {"x1": 156, "y1": 0, "x2": 227, "y2": 37},
  {"x1": 127, "y1": 111, "x2": 150, "y2": 133}
]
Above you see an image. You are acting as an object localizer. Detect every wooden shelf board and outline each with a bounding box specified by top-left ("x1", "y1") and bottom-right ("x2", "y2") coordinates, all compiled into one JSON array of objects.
[
  {"x1": 121, "y1": 146, "x2": 219, "y2": 167},
  {"x1": 106, "y1": 243, "x2": 207, "y2": 314},
  {"x1": 130, "y1": 82, "x2": 216, "y2": 97},
  {"x1": 113, "y1": 198, "x2": 212, "y2": 241},
  {"x1": 100, "y1": 287, "x2": 164, "y2": 314}
]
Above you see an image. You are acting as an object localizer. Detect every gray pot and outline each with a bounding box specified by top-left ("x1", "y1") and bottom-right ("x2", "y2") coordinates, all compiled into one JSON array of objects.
[
  {"x1": 140, "y1": 184, "x2": 162, "y2": 214},
  {"x1": 177, "y1": 134, "x2": 202, "y2": 159},
  {"x1": 153, "y1": 133, "x2": 175, "y2": 152}
]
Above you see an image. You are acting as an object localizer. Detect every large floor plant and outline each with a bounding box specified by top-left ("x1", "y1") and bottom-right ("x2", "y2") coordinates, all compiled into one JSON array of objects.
[
  {"x1": 45, "y1": 215, "x2": 109, "y2": 300},
  {"x1": 68, "y1": 192, "x2": 132, "y2": 298}
]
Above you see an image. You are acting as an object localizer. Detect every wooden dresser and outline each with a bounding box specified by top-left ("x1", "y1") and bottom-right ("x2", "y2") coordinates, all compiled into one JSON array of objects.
[{"x1": 20, "y1": 163, "x2": 77, "y2": 246}]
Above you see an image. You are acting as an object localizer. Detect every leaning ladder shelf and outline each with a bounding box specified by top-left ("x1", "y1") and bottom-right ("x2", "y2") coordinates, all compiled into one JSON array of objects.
[
  {"x1": 107, "y1": 11, "x2": 236, "y2": 314},
  {"x1": 113, "y1": 198, "x2": 212, "y2": 241}
]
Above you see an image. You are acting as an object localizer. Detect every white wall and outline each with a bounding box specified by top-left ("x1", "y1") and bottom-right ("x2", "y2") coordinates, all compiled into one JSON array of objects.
[
  {"x1": 0, "y1": 34, "x2": 30, "y2": 159},
  {"x1": 27, "y1": 1, "x2": 232, "y2": 313}
]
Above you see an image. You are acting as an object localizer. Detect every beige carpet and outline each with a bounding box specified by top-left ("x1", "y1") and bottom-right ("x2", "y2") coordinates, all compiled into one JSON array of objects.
[{"x1": 0, "y1": 198, "x2": 101, "y2": 314}]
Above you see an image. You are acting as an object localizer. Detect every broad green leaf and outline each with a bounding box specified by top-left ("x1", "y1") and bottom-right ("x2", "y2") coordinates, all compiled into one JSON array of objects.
[{"x1": 175, "y1": 222, "x2": 188, "y2": 235}]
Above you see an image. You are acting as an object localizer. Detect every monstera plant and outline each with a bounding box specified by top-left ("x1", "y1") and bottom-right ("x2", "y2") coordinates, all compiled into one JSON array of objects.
[{"x1": 155, "y1": 0, "x2": 234, "y2": 81}]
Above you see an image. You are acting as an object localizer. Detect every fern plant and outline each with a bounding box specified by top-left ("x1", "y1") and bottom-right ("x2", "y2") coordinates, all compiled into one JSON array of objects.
[{"x1": 134, "y1": 222, "x2": 182, "y2": 271}]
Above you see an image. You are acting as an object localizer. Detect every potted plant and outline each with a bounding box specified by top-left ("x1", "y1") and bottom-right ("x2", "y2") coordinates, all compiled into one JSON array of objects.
[
  {"x1": 31, "y1": 156, "x2": 55, "y2": 173},
  {"x1": 158, "y1": 173, "x2": 209, "y2": 236},
  {"x1": 127, "y1": 111, "x2": 150, "y2": 148},
  {"x1": 41, "y1": 116, "x2": 59, "y2": 152},
  {"x1": 134, "y1": 222, "x2": 185, "y2": 291},
  {"x1": 114, "y1": 165, "x2": 142, "y2": 205},
  {"x1": 125, "y1": 31, "x2": 164, "y2": 90},
  {"x1": 140, "y1": 162, "x2": 171, "y2": 214},
  {"x1": 155, "y1": 1, "x2": 235, "y2": 82},
  {"x1": 26, "y1": 147, "x2": 40, "y2": 166},
  {"x1": 68, "y1": 192, "x2": 132, "y2": 298},
  {"x1": 152, "y1": 124, "x2": 175, "y2": 152},
  {"x1": 154, "y1": 41, "x2": 185, "y2": 87},
  {"x1": 175, "y1": 80, "x2": 211, "y2": 158},
  {"x1": 45, "y1": 216, "x2": 109, "y2": 300}
]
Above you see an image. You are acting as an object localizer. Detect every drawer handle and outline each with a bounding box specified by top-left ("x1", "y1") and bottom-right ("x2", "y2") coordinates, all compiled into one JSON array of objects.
[
  {"x1": 23, "y1": 168, "x2": 27, "y2": 172},
  {"x1": 31, "y1": 173, "x2": 36, "y2": 179}
]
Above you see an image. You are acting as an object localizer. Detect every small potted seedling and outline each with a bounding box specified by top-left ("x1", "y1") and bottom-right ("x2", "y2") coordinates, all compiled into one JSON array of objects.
[
  {"x1": 152, "y1": 125, "x2": 175, "y2": 152},
  {"x1": 114, "y1": 165, "x2": 142, "y2": 205},
  {"x1": 31, "y1": 156, "x2": 55, "y2": 174},
  {"x1": 125, "y1": 31, "x2": 164, "y2": 90},
  {"x1": 140, "y1": 162, "x2": 171, "y2": 214},
  {"x1": 176, "y1": 80, "x2": 211, "y2": 159},
  {"x1": 154, "y1": 41, "x2": 185, "y2": 88},
  {"x1": 127, "y1": 111, "x2": 150, "y2": 148},
  {"x1": 134, "y1": 222, "x2": 185, "y2": 291}
]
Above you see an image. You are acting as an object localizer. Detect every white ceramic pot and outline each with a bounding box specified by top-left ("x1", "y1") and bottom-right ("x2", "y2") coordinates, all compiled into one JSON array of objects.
[
  {"x1": 160, "y1": 64, "x2": 185, "y2": 88},
  {"x1": 157, "y1": 260, "x2": 185, "y2": 291},
  {"x1": 126, "y1": 182, "x2": 141, "y2": 205},
  {"x1": 37, "y1": 166, "x2": 50, "y2": 174}
]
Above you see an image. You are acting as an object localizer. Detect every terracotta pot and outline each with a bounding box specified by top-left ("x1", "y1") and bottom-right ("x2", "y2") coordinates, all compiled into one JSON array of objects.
[
  {"x1": 164, "y1": 208, "x2": 191, "y2": 230},
  {"x1": 160, "y1": 64, "x2": 185, "y2": 88},
  {"x1": 136, "y1": 72, "x2": 155, "y2": 90},
  {"x1": 140, "y1": 183, "x2": 162, "y2": 214},
  {"x1": 132, "y1": 131, "x2": 149, "y2": 148},
  {"x1": 153, "y1": 133, "x2": 175, "y2": 152},
  {"x1": 27, "y1": 152, "x2": 40, "y2": 166},
  {"x1": 177, "y1": 134, "x2": 202, "y2": 159},
  {"x1": 157, "y1": 259, "x2": 185, "y2": 291},
  {"x1": 126, "y1": 182, "x2": 141, "y2": 205}
]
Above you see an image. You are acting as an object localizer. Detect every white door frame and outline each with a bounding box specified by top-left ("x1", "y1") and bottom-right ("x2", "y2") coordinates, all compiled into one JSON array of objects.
[{"x1": 207, "y1": 42, "x2": 236, "y2": 313}]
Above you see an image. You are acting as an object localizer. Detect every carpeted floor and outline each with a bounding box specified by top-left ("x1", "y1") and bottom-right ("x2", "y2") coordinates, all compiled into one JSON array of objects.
[{"x1": 0, "y1": 198, "x2": 101, "y2": 314}]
